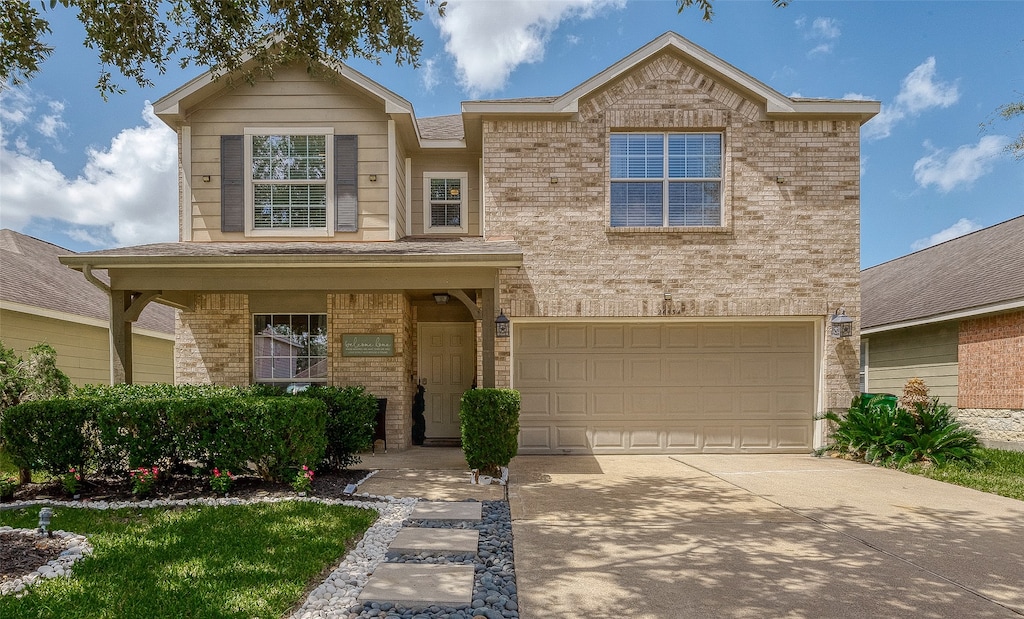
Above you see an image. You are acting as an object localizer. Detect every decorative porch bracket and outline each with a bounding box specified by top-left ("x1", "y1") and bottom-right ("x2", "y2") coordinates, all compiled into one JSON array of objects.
[{"x1": 447, "y1": 288, "x2": 497, "y2": 388}]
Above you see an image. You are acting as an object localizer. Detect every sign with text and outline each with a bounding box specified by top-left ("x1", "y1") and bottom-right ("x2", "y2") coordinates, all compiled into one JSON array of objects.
[{"x1": 342, "y1": 334, "x2": 395, "y2": 357}]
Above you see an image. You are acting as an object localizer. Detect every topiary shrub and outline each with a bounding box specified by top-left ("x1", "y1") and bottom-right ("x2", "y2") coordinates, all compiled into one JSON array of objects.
[
  {"x1": 295, "y1": 385, "x2": 376, "y2": 470},
  {"x1": 460, "y1": 389, "x2": 520, "y2": 477}
]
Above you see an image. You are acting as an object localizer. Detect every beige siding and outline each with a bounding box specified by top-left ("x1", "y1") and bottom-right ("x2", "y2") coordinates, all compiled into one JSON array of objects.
[
  {"x1": 863, "y1": 322, "x2": 958, "y2": 405},
  {"x1": 185, "y1": 64, "x2": 391, "y2": 242},
  {"x1": 410, "y1": 153, "x2": 482, "y2": 236},
  {"x1": 484, "y1": 50, "x2": 862, "y2": 413},
  {"x1": 395, "y1": 136, "x2": 409, "y2": 237},
  {"x1": 1, "y1": 310, "x2": 174, "y2": 385}
]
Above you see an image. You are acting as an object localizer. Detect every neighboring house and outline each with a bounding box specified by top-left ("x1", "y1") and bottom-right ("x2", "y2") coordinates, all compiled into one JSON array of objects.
[
  {"x1": 0, "y1": 229, "x2": 175, "y2": 385},
  {"x1": 59, "y1": 32, "x2": 878, "y2": 453},
  {"x1": 861, "y1": 215, "x2": 1024, "y2": 450}
]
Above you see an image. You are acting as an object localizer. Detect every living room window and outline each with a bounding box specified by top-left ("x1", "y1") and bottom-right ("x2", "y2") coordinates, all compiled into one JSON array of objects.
[
  {"x1": 610, "y1": 132, "x2": 722, "y2": 227},
  {"x1": 253, "y1": 314, "x2": 327, "y2": 383},
  {"x1": 423, "y1": 172, "x2": 468, "y2": 234}
]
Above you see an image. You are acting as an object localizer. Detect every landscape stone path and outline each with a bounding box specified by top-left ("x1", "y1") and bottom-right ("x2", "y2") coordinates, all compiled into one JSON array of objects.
[{"x1": 357, "y1": 502, "x2": 482, "y2": 609}]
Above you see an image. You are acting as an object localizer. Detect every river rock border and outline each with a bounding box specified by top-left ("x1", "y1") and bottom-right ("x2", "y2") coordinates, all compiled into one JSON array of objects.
[{"x1": 0, "y1": 527, "x2": 94, "y2": 597}]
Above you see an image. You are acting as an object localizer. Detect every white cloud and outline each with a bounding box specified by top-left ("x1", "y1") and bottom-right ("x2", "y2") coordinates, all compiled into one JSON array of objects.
[
  {"x1": 911, "y1": 218, "x2": 982, "y2": 251},
  {"x1": 912, "y1": 135, "x2": 1010, "y2": 192},
  {"x1": 435, "y1": 0, "x2": 625, "y2": 96},
  {"x1": 37, "y1": 101, "x2": 68, "y2": 140},
  {"x1": 863, "y1": 57, "x2": 959, "y2": 140},
  {"x1": 797, "y1": 16, "x2": 840, "y2": 55},
  {"x1": 0, "y1": 102, "x2": 178, "y2": 248},
  {"x1": 421, "y1": 57, "x2": 440, "y2": 92}
]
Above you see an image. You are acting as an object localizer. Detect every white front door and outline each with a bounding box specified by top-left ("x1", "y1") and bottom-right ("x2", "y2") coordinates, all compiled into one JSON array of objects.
[{"x1": 419, "y1": 322, "x2": 476, "y2": 438}]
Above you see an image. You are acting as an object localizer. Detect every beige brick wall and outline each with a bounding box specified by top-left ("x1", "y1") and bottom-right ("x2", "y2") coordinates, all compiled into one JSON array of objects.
[
  {"x1": 484, "y1": 51, "x2": 861, "y2": 411},
  {"x1": 328, "y1": 293, "x2": 414, "y2": 450},
  {"x1": 175, "y1": 293, "x2": 250, "y2": 385}
]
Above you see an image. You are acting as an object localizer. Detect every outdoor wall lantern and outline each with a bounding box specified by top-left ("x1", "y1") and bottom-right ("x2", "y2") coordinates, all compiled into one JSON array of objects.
[
  {"x1": 495, "y1": 309, "x2": 510, "y2": 338},
  {"x1": 829, "y1": 308, "x2": 854, "y2": 339},
  {"x1": 38, "y1": 507, "x2": 53, "y2": 537},
  {"x1": 433, "y1": 292, "x2": 450, "y2": 305}
]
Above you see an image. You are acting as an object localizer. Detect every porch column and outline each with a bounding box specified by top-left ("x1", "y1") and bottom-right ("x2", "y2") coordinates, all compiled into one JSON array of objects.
[
  {"x1": 481, "y1": 287, "x2": 496, "y2": 388},
  {"x1": 109, "y1": 289, "x2": 134, "y2": 384}
]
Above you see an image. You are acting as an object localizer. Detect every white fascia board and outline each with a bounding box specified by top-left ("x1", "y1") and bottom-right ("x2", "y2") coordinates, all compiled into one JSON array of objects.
[
  {"x1": 420, "y1": 139, "x2": 468, "y2": 149},
  {"x1": 861, "y1": 297, "x2": 1024, "y2": 335}
]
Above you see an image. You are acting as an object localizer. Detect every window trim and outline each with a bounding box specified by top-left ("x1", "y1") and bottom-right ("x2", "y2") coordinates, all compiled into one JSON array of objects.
[
  {"x1": 608, "y1": 132, "x2": 726, "y2": 230},
  {"x1": 423, "y1": 172, "x2": 469, "y2": 235},
  {"x1": 244, "y1": 127, "x2": 335, "y2": 237},
  {"x1": 252, "y1": 313, "x2": 328, "y2": 384}
]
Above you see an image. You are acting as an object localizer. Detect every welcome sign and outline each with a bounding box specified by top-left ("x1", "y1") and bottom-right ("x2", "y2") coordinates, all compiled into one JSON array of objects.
[{"x1": 342, "y1": 334, "x2": 395, "y2": 357}]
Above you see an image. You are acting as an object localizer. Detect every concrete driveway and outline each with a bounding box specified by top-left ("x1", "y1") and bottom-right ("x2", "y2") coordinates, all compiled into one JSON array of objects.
[{"x1": 508, "y1": 454, "x2": 1024, "y2": 618}]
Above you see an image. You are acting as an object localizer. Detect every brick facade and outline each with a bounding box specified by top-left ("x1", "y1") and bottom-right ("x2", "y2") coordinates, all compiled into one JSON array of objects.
[
  {"x1": 484, "y1": 51, "x2": 861, "y2": 412},
  {"x1": 957, "y1": 311, "x2": 1024, "y2": 445},
  {"x1": 175, "y1": 293, "x2": 250, "y2": 386}
]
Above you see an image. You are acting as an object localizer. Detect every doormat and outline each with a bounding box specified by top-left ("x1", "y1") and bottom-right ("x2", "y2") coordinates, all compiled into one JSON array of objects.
[{"x1": 422, "y1": 438, "x2": 462, "y2": 448}]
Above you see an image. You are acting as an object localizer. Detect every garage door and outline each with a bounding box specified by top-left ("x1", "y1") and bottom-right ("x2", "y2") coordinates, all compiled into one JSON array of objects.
[{"x1": 514, "y1": 321, "x2": 816, "y2": 454}]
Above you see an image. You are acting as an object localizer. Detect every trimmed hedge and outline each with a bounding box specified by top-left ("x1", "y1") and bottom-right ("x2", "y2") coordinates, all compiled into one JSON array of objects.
[
  {"x1": 460, "y1": 389, "x2": 520, "y2": 476},
  {"x1": 1, "y1": 384, "x2": 330, "y2": 482},
  {"x1": 296, "y1": 385, "x2": 377, "y2": 470}
]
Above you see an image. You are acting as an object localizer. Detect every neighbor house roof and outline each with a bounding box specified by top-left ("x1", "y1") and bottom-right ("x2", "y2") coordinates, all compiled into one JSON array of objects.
[
  {"x1": 861, "y1": 215, "x2": 1024, "y2": 333},
  {"x1": 0, "y1": 229, "x2": 175, "y2": 335}
]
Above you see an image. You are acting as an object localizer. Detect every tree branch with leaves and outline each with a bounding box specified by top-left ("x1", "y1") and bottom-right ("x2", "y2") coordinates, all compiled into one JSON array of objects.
[{"x1": 0, "y1": 0, "x2": 445, "y2": 98}]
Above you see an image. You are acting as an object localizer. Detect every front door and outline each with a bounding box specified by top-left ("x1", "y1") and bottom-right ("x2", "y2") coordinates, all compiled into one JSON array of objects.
[{"x1": 419, "y1": 322, "x2": 476, "y2": 438}]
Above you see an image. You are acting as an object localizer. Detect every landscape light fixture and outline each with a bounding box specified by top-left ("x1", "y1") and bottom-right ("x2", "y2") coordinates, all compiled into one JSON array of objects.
[{"x1": 38, "y1": 507, "x2": 53, "y2": 537}]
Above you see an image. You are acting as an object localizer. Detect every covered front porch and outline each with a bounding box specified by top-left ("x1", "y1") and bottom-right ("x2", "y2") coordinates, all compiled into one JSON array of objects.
[{"x1": 59, "y1": 238, "x2": 523, "y2": 451}]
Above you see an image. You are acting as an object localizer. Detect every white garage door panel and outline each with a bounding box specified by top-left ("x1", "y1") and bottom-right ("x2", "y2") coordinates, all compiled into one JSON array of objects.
[{"x1": 515, "y1": 321, "x2": 816, "y2": 454}]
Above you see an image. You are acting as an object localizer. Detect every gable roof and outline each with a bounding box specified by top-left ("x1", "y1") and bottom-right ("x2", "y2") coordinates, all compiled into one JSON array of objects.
[
  {"x1": 0, "y1": 229, "x2": 175, "y2": 335},
  {"x1": 462, "y1": 31, "x2": 879, "y2": 123},
  {"x1": 861, "y1": 215, "x2": 1024, "y2": 333}
]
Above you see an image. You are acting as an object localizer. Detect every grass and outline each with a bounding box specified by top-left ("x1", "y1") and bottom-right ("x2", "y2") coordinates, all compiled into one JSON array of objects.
[
  {"x1": 904, "y1": 448, "x2": 1024, "y2": 502},
  {"x1": 0, "y1": 501, "x2": 376, "y2": 618}
]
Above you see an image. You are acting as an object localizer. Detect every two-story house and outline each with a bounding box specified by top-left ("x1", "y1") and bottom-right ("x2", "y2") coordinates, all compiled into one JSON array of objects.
[{"x1": 60, "y1": 32, "x2": 878, "y2": 454}]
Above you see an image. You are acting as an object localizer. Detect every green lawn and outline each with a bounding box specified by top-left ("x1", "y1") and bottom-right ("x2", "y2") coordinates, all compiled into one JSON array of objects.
[
  {"x1": 904, "y1": 448, "x2": 1024, "y2": 501},
  {"x1": 0, "y1": 501, "x2": 376, "y2": 618}
]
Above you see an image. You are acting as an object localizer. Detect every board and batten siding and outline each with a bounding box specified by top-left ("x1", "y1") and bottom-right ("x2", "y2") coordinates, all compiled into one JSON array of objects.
[
  {"x1": 0, "y1": 310, "x2": 174, "y2": 385},
  {"x1": 863, "y1": 322, "x2": 958, "y2": 405},
  {"x1": 185, "y1": 64, "x2": 391, "y2": 242},
  {"x1": 410, "y1": 154, "x2": 482, "y2": 237}
]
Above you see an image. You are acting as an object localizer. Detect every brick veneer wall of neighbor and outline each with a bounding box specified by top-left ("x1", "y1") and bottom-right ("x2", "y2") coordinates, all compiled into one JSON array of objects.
[
  {"x1": 483, "y1": 51, "x2": 861, "y2": 412},
  {"x1": 957, "y1": 311, "x2": 1024, "y2": 447}
]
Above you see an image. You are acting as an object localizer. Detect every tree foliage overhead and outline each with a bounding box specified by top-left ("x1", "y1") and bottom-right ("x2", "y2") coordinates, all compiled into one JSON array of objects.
[
  {"x1": 994, "y1": 97, "x2": 1024, "y2": 159},
  {"x1": 0, "y1": 0, "x2": 443, "y2": 98},
  {"x1": 676, "y1": 0, "x2": 789, "y2": 22}
]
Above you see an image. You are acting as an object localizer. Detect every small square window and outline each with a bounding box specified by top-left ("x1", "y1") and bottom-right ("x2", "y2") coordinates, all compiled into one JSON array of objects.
[{"x1": 424, "y1": 172, "x2": 469, "y2": 234}]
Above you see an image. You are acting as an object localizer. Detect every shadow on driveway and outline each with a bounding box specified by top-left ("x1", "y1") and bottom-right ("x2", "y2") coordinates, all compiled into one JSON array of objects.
[{"x1": 509, "y1": 454, "x2": 1024, "y2": 619}]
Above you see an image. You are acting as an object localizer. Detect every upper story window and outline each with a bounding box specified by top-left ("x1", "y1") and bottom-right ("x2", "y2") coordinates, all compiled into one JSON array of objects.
[
  {"x1": 610, "y1": 133, "x2": 722, "y2": 228},
  {"x1": 253, "y1": 313, "x2": 327, "y2": 384},
  {"x1": 250, "y1": 134, "x2": 329, "y2": 229},
  {"x1": 221, "y1": 130, "x2": 358, "y2": 236},
  {"x1": 423, "y1": 172, "x2": 468, "y2": 234}
]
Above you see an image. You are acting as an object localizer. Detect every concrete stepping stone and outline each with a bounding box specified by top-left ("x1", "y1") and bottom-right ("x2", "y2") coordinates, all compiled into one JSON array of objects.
[
  {"x1": 357, "y1": 563, "x2": 475, "y2": 608},
  {"x1": 410, "y1": 501, "x2": 482, "y2": 521},
  {"x1": 388, "y1": 528, "x2": 480, "y2": 555}
]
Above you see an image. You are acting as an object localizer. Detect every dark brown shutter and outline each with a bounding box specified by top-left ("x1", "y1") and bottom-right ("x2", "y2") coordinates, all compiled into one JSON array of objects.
[
  {"x1": 335, "y1": 135, "x2": 358, "y2": 232},
  {"x1": 220, "y1": 135, "x2": 244, "y2": 232}
]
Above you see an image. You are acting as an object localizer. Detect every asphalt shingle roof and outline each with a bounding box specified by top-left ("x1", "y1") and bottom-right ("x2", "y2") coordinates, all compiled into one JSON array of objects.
[
  {"x1": 418, "y1": 115, "x2": 465, "y2": 140},
  {"x1": 0, "y1": 229, "x2": 175, "y2": 334},
  {"x1": 861, "y1": 215, "x2": 1024, "y2": 330}
]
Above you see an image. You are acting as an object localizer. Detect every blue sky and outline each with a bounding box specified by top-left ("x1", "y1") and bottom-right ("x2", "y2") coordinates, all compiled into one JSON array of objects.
[{"x1": 1, "y1": 0, "x2": 1021, "y2": 268}]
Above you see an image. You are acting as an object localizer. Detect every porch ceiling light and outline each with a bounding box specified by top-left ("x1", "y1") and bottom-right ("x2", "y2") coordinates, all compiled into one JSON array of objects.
[
  {"x1": 433, "y1": 292, "x2": 450, "y2": 305},
  {"x1": 829, "y1": 308, "x2": 854, "y2": 339},
  {"x1": 495, "y1": 309, "x2": 510, "y2": 338}
]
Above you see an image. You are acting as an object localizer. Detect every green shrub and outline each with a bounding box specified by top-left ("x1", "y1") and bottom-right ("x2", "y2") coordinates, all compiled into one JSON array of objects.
[
  {"x1": 295, "y1": 385, "x2": 376, "y2": 470},
  {"x1": 460, "y1": 389, "x2": 520, "y2": 477},
  {"x1": 0, "y1": 399, "x2": 95, "y2": 476},
  {"x1": 242, "y1": 397, "x2": 327, "y2": 480},
  {"x1": 824, "y1": 396, "x2": 980, "y2": 467}
]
